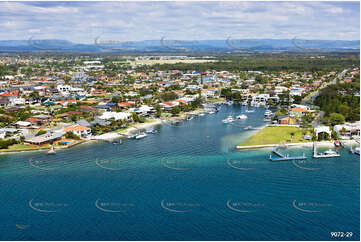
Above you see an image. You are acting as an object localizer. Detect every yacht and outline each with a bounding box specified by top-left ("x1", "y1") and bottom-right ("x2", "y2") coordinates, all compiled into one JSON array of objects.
[
  {"x1": 135, "y1": 133, "x2": 147, "y2": 139},
  {"x1": 222, "y1": 115, "x2": 235, "y2": 123},
  {"x1": 236, "y1": 114, "x2": 248, "y2": 120},
  {"x1": 245, "y1": 109, "x2": 255, "y2": 113}
]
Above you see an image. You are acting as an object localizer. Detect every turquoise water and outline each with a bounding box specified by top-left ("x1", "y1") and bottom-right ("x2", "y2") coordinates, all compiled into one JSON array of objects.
[{"x1": 0, "y1": 105, "x2": 359, "y2": 240}]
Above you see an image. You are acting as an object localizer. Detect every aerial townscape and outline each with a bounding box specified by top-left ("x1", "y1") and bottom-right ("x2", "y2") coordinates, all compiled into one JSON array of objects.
[
  {"x1": 0, "y1": 54, "x2": 359, "y2": 155},
  {"x1": 0, "y1": 1, "x2": 360, "y2": 242}
]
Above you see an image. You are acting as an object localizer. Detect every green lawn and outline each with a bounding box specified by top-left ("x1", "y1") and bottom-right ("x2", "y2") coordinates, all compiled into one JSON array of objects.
[{"x1": 239, "y1": 126, "x2": 311, "y2": 146}]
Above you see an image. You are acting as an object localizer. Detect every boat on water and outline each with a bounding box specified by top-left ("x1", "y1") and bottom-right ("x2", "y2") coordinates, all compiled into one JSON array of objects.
[
  {"x1": 323, "y1": 149, "x2": 339, "y2": 156},
  {"x1": 241, "y1": 101, "x2": 248, "y2": 106},
  {"x1": 47, "y1": 145, "x2": 56, "y2": 155},
  {"x1": 225, "y1": 100, "x2": 234, "y2": 105},
  {"x1": 264, "y1": 110, "x2": 272, "y2": 115},
  {"x1": 112, "y1": 140, "x2": 122, "y2": 145},
  {"x1": 199, "y1": 113, "x2": 205, "y2": 116},
  {"x1": 244, "y1": 126, "x2": 252, "y2": 130},
  {"x1": 236, "y1": 114, "x2": 248, "y2": 120},
  {"x1": 135, "y1": 133, "x2": 147, "y2": 139},
  {"x1": 334, "y1": 140, "x2": 341, "y2": 147},
  {"x1": 351, "y1": 147, "x2": 360, "y2": 155},
  {"x1": 128, "y1": 134, "x2": 136, "y2": 139},
  {"x1": 186, "y1": 116, "x2": 194, "y2": 121},
  {"x1": 264, "y1": 118, "x2": 271, "y2": 122},
  {"x1": 245, "y1": 109, "x2": 255, "y2": 113},
  {"x1": 146, "y1": 129, "x2": 158, "y2": 134},
  {"x1": 222, "y1": 115, "x2": 235, "y2": 123}
]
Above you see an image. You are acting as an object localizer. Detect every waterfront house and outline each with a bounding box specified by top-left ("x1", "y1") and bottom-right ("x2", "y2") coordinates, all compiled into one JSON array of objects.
[
  {"x1": 64, "y1": 124, "x2": 91, "y2": 138},
  {"x1": 278, "y1": 116, "x2": 297, "y2": 125}
]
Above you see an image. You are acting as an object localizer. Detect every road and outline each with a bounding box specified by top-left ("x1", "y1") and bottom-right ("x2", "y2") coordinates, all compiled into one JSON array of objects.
[{"x1": 301, "y1": 69, "x2": 348, "y2": 105}]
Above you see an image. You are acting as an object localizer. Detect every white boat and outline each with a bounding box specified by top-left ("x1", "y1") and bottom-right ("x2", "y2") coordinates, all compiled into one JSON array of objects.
[
  {"x1": 225, "y1": 101, "x2": 234, "y2": 105},
  {"x1": 352, "y1": 147, "x2": 360, "y2": 155},
  {"x1": 186, "y1": 116, "x2": 194, "y2": 121},
  {"x1": 236, "y1": 114, "x2": 248, "y2": 119},
  {"x1": 208, "y1": 111, "x2": 215, "y2": 114},
  {"x1": 264, "y1": 110, "x2": 272, "y2": 116},
  {"x1": 245, "y1": 109, "x2": 255, "y2": 113},
  {"x1": 264, "y1": 118, "x2": 271, "y2": 122},
  {"x1": 222, "y1": 115, "x2": 235, "y2": 123},
  {"x1": 146, "y1": 129, "x2": 157, "y2": 134},
  {"x1": 135, "y1": 133, "x2": 147, "y2": 139},
  {"x1": 323, "y1": 149, "x2": 338, "y2": 155},
  {"x1": 242, "y1": 101, "x2": 248, "y2": 106},
  {"x1": 199, "y1": 113, "x2": 205, "y2": 116},
  {"x1": 47, "y1": 145, "x2": 56, "y2": 155}
]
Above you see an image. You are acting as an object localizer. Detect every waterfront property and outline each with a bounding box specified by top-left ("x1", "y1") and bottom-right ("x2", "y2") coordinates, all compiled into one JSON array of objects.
[{"x1": 239, "y1": 126, "x2": 310, "y2": 146}]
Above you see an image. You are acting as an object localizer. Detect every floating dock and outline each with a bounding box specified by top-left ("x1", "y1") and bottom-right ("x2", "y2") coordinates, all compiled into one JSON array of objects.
[
  {"x1": 313, "y1": 142, "x2": 340, "y2": 158},
  {"x1": 269, "y1": 146, "x2": 307, "y2": 161}
]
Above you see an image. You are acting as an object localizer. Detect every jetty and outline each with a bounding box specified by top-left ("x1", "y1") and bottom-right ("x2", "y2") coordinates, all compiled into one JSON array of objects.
[
  {"x1": 269, "y1": 146, "x2": 307, "y2": 161},
  {"x1": 313, "y1": 142, "x2": 340, "y2": 158}
]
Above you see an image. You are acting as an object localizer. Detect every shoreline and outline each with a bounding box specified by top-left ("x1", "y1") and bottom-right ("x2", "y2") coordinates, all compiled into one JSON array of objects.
[
  {"x1": 0, "y1": 108, "x2": 205, "y2": 154},
  {"x1": 236, "y1": 140, "x2": 359, "y2": 150}
]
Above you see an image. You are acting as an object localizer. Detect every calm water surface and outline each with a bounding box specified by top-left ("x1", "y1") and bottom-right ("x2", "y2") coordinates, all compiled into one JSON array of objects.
[{"x1": 0, "y1": 105, "x2": 359, "y2": 240}]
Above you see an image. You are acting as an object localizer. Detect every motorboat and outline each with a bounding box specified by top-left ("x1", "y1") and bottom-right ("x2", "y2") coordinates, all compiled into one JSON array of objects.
[
  {"x1": 135, "y1": 133, "x2": 147, "y2": 139},
  {"x1": 334, "y1": 140, "x2": 341, "y2": 147},
  {"x1": 264, "y1": 110, "x2": 273, "y2": 116},
  {"x1": 199, "y1": 113, "x2": 205, "y2": 116},
  {"x1": 128, "y1": 134, "x2": 136, "y2": 139},
  {"x1": 245, "y1": 109, "x2": 255, "y2": 113},
  {"x1": 225, "y1": 100, "x2": 234, "y2": 105},
  {"x1": 222, "y1": 115, "x2": 235, "y2": 123},
  {"x1": 146, "y1": 129, "x2": 157, "y2": 134},
  {"x1": 236, "y1": 114, "x2": 248, "y2": 120},
  {"x1": 264, "y1": 118, "x2": 271, "y2": 122},
  {"x1": 186, "y1": 116, "x2": 194, "y2": 121},
  {"x1": 323, "y1": 149, "x2": 338, "y2": 155},
  {"x1": 47, "y1": 145, "x2": 56, "y2": 155}
]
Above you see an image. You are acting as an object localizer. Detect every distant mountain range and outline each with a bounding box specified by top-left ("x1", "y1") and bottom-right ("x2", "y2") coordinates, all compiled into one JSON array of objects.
[{"x1": 0, "y1": 38, "x2": 359, "y2": 53}]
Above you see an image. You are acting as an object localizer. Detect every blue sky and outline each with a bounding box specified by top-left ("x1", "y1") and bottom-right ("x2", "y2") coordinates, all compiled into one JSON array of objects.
[{"x1": 0, "y1": 1, "x2": 359, "y2": 43}]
